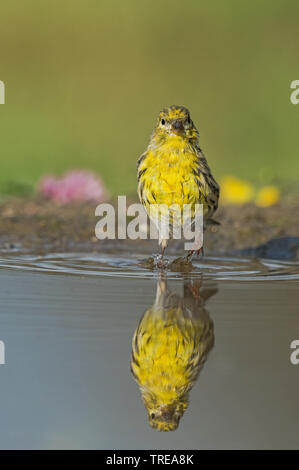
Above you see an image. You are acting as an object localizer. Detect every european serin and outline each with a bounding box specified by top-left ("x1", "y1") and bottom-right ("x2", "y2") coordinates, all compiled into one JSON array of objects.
[{"x1": 137, "y1": 105, "x2": 219, "y2": 263}]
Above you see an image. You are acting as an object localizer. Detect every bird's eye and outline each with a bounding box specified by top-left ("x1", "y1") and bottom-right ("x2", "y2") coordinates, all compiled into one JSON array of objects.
[
  {"x1": 161, "y1": 119, "x2": 166, "y2": 125},
  {"x1": 151, "y1": 413, "x2": 155, "y2": 419}
]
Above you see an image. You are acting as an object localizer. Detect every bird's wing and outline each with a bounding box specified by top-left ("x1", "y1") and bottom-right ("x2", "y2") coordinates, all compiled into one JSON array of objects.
[{"x1": 194, "y1": 145, "x2": 220, "y2": 218}]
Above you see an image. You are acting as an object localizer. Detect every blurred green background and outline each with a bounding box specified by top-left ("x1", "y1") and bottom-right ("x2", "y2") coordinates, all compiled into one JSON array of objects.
[{"x1": 0, "y1": 0, "x2": 298, "y2": 196}]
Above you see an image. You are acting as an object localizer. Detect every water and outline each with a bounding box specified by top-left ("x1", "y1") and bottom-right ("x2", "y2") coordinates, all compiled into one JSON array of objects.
[{"x1": 0, "y1": 252, "x2": 298, "y2": 449}]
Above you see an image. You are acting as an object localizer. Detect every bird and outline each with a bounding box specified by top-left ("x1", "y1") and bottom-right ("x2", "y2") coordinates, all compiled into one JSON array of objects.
[
  {"x1": 131, "y1": 275, "x2": 216, "y2": 431},
  {"x1": 137, "y1": 105, "x2": 219, "y2": 265}
]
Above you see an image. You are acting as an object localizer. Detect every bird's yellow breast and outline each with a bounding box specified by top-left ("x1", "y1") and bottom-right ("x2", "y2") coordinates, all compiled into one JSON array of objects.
[{"x1": 139, "y1": 138, "x2": 200, "y2": 209}]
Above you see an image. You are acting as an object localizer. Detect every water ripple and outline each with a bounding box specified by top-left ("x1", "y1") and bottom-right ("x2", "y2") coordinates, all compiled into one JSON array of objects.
[{"x1": 0, "y1": 252, "x2": 298, "y2": 281}]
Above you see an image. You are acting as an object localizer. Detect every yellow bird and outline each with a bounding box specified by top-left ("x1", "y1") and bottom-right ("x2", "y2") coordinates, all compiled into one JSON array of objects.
[
  {"x1": 137, "y1": 105, "x2": 219, "y2": 263},
  {"x1": 131, "y1": 276, "x2": 216, "y2": 431}
]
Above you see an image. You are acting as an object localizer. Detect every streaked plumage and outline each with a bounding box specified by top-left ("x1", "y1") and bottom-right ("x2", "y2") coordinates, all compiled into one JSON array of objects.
[
  {"x1": 137, "y1": 105, "x2": 219, "y2": 258},
  {"x1": 131, "y1": 277, "x2": 216, "y2": 431}
]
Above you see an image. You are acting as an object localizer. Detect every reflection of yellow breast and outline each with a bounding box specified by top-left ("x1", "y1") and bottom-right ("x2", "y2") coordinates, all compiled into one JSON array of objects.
[{"x1": 131, "y1": 307, "x2": 201, "y2": 403}]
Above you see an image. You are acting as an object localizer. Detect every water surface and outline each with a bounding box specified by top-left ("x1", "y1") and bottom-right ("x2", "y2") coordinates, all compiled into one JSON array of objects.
[{"x1": 0, "y1": 252, "x2": 298, "y2": 449}]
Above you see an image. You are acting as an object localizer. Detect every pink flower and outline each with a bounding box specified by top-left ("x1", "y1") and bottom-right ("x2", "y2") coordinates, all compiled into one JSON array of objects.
[{"x1": 38, "y1": 170, "x2": 108, "y2": 203}]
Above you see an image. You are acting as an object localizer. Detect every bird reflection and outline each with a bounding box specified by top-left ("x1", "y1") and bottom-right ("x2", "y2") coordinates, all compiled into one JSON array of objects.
[{"x1": 131, "y1": 275, "x2": 217, "y2": 431}]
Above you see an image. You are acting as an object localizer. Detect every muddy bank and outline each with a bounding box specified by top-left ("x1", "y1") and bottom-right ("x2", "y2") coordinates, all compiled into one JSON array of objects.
[{"x1": 0, "y1": 197, "x2": 298, "y2": 260}]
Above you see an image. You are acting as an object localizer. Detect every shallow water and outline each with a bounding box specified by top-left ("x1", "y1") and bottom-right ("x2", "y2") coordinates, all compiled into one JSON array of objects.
[{"x1": 0, "y1": 252, "x2": 298, "y2": 449}]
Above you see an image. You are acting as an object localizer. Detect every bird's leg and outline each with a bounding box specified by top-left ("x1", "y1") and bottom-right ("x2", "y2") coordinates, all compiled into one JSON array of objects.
[
  {"x1": 185, "y1": 244, "x2": 204, "y2": 262},
  {"x1": 187, "y1": 279, "x2": 202, "y2": 300},
  {"x1": 185, "y1": 250, "x2": 194, "y2": 262},
  {"x1": 197, "y1": 246, "x2": 204, "y2": 256},
  {"x1": 157, "y1": 239, "x2": 168, "y2": 269}
]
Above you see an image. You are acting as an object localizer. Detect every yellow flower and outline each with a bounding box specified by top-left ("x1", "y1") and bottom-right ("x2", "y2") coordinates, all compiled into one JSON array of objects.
[
  {"x1": 220, "y1": 176, "x2": 254, "y2": 204},
  {"x1": 255, "y1": 186, "x2": 280, "y2": 207}
]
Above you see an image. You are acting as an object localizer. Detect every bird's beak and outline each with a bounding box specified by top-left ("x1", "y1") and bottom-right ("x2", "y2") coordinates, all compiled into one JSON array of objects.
[
  {"x1": 171, "y1": 119, "x2": 184, "y2": 135},
  {"x1": 159, "y1": 405, "x2": 175, "y2": 421}
]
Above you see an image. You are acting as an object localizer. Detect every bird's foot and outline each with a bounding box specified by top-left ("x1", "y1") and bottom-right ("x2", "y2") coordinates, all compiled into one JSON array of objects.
[
  {"x1": 169, "y1": 256, "x2": 193, "y2": 272},
  {"x1": 155, "y1": 254, "x2": 168, "y2": 270},
  {"x1": 138, "y1": 256, "x2": 156, "y2": 269},
  {"x1": 185, "y1": 246, "x2": 204, "y2": 261}
]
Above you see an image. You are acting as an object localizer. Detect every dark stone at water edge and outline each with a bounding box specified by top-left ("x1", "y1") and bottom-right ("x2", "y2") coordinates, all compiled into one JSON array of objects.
[{"x1": 237, "y1": 237, "x2": 299, "y2": 261}]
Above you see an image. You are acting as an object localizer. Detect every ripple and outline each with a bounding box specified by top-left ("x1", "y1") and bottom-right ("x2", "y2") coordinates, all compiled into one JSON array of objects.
[{"x1": 0, "y1": 251, "x2": 298, "y2": 281}]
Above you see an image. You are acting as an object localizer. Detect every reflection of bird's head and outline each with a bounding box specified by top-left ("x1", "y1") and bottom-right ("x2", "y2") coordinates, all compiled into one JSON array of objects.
[
  {"x1": 147, "y1": 402, "x2": 186, "y2": 432},
  {"x1": 131, "y1": 276, "x2": 216, "y2": 431}
]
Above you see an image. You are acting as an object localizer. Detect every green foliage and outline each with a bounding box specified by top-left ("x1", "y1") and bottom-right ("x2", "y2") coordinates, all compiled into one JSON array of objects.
[
  {"x1": 0, "y1": 0, "x2": 298, "y2": 195},
  {"x1": 0, "y1": 180, "x2": 33, "y2": 197}
]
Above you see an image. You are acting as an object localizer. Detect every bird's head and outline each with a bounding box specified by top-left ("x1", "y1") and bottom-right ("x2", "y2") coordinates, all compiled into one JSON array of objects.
[{"x1": 151, "y1": 105, "x2": 199, "y2": 145}]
